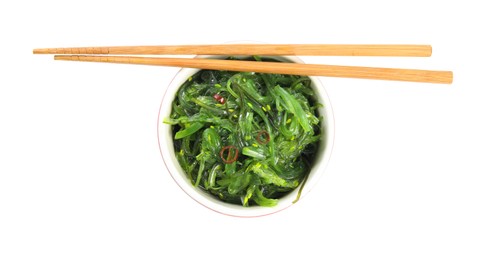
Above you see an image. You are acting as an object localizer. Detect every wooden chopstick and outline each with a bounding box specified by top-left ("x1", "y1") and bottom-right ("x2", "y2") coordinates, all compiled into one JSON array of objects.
[
  {"x1": 33, "y1": 44, "x2": 432, "y2": 57},
  {"x1": 54, "y1": 55, "x2": 453, "y2": 84}
]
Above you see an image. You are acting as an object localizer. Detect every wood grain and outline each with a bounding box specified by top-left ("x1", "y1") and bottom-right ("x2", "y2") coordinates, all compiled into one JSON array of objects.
[
  {"x1": 34, "y1": 44, "x2": 432, "y2": 57},
  {"x1": 54, "y1": 55, "x2": 452, "y2": 84}
]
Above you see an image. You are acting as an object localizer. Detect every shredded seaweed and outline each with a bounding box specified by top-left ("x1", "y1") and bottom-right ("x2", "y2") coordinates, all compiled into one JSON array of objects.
[{"x1": 164, "y1": 57, "x2": 321, "y2": 207}]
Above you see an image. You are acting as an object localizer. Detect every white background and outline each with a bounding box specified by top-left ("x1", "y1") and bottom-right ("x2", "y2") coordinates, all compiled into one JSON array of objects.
[{"x1": 1, "y1": 0, "x2": 498, "y2": 259}]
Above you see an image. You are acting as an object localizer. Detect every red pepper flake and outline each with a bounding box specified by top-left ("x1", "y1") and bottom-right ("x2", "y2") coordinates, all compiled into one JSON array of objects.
[
  {"x1": 256, "y1": 130, "x2": 270, "y2": 145},
  {"x1": 220, "y1": 145, "x2": 239, "y2": 164},
  {"x1": 213, "y1": 93, "x2": 226, "y2": 104}
]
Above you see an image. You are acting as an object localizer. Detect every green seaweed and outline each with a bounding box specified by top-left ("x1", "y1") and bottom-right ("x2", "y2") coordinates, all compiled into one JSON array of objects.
[{"x1": 164, "y1": 57, "x2": 321, "y2": 207}]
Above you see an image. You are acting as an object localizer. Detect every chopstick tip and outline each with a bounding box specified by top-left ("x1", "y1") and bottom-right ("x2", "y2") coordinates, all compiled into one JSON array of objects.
[
  {"x1": 54, "y1": 55, "x2": 67, "y2": 60},
  {"x1": 439, "y1": 70, "x2": 453, "y2": 84},
  {"x1": 448, "y1": 71, "x2": 454, "y2": 84}
]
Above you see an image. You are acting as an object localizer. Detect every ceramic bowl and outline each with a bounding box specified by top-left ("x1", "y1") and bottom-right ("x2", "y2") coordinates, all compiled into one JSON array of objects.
[{"x1": 158, "y1": 55, "x2": 334, "y2": 217}]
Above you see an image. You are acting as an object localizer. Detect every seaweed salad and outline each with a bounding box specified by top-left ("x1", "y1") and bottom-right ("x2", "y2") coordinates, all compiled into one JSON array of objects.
[{"x1": 164, "y1": 57, "x2": 322, "y2": 207}]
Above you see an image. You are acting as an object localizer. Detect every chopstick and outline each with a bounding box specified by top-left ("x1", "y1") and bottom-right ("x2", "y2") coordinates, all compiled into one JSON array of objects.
[
  {"x1": 33, "y1": 44, "x2": 432, "y2": 57},
  {"x1": 54, "y1": 55, "x2": 453, "y2": 84}
]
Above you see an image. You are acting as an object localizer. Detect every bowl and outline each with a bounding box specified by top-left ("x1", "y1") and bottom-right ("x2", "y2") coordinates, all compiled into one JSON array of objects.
[{"x1": 157, "y1": 55, "x2": 334, "y2": 217}]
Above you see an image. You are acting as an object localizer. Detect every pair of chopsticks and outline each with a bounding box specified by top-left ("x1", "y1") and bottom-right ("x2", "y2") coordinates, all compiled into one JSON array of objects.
[{"x1": 33, "y1": 44, "x2": 453, "y2": 84}]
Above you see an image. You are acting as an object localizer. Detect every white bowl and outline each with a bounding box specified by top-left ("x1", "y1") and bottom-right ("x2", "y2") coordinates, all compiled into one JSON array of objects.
[{"x1": 157, "y1": 55, "x2": 334, "y2": 217}]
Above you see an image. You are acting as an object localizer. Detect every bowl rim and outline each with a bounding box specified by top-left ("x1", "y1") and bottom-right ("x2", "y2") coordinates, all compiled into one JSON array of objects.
[{"x1": 157, "y1": 55, "x2": 335, "y2": 217}]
